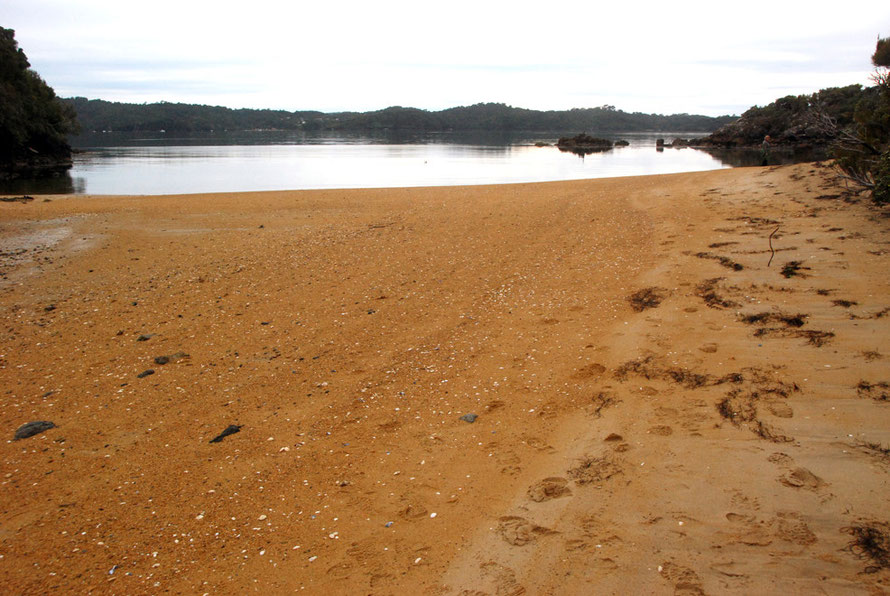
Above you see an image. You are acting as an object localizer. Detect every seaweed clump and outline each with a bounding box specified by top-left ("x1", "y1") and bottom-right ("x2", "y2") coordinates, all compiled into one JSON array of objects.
[
  {"x1": 844, "y1": 522, "x2": 890, "y2": 573},
  {"x1": 627, "y1": 287, "x2": 667, "y2": 312},
  {"x1": 857, "y1": 381, "x2": 890, "y2": 401},
  {"x1": 695, "y1": 252, "x2": 744, "y2": 271},
  {"x1": 695, "y1": 277, "x2": 739, "y2": 309},
  {"x1": 780, "y1": 260, "x2": 810, "y2": 278}
]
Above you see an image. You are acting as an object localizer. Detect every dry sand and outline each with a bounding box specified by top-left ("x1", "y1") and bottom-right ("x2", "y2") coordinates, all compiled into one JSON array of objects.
[{"x1": 1, "y1": 163, "x2": 889, "y2": 594}]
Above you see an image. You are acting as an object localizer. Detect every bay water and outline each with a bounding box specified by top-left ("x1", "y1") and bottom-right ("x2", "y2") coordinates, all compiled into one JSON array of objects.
[{"x1": 4, "y1": 131, "x2": 760, "y2": 195}]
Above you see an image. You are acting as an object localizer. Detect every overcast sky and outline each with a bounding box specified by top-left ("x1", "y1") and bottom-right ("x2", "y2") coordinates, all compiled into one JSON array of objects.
[{"x1": 4, "y1": 0, "x2": 889, "y2": 116}]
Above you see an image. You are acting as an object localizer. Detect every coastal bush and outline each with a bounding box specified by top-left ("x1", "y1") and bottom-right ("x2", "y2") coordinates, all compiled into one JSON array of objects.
[
  {"x1": 829, "y1": 36, "x2": 890, "y2": 203},
  {"x1": 0, "y1": 28, "x2": 78, "y2": 177},
  {"x1": 873, "y1": 151, "x2": 890, "y2": 205},
  {"x1": 696, "y1": 84, "x2": 864, "y2": 148}
]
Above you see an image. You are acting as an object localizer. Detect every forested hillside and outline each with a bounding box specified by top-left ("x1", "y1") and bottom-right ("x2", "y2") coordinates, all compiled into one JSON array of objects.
[
  {"x1": 0, "y1": 28, "x2": 78, "y2": 178},
  {"x1": 64, "y1": 98, "x2": 736, "y2": 134}
]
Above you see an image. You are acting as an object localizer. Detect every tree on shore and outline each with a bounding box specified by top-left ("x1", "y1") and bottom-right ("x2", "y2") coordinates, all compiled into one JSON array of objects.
[
  {"x1": 824, "y1": 36, "x2": 890, "y2": 204},
  {"x1": 0, "y1": 27, "x2": 79, "y2": 177}
]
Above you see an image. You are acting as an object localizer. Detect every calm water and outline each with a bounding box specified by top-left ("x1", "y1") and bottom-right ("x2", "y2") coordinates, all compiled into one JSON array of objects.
[{"x1": 4, "y1": 131, "x2": 766, "y2": 196}]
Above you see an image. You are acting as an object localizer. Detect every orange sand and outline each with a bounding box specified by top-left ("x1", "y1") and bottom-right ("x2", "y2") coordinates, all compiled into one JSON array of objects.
[{"x1": 1, "y1": 164, "x2": 889, "y2": 594}]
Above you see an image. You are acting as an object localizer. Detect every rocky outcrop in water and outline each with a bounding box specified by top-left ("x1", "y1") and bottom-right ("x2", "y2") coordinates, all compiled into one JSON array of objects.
[
  {"x1": 556, "y1": 134, "x2": 614, "y2": 155},
  {"x1": 689, "y1": 84, "x2": 867, "y2": 149}
]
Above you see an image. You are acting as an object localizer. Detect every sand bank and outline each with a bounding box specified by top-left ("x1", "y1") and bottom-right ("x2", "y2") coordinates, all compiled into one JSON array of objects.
[{"x1": 1, "y1": 164, "x2": 889, "y2": 594}]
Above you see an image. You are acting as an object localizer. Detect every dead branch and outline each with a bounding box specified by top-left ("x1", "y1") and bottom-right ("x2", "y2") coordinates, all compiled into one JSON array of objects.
[{"x1": 768, "y1": 225, "x2": 780, "y2": 267}]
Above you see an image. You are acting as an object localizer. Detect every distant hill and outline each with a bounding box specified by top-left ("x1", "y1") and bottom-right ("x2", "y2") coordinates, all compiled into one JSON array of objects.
[{"x1": 63, "y1": 98, "x2": 736, "y2": 134}]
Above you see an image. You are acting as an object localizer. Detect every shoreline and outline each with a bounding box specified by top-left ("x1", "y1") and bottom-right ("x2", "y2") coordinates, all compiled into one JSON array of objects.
[{"x1": 1, "y1": 165, "x2": 889, "y2": 593}]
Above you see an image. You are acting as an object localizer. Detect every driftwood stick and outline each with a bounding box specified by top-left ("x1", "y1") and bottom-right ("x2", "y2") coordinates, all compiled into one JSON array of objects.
[{"x1": 768, "y1": 225, "x2": 780, "y2": 267}]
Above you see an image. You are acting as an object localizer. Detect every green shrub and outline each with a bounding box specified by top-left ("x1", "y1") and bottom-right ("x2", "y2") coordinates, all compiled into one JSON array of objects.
[{"x1": 873, "y1": 151, "x2": 890, "y2": 205}]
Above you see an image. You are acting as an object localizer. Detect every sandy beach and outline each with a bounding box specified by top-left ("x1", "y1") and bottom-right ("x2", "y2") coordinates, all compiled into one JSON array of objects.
[{"x1": 1, "y1": 163, "x2": 889, "y2": 594}]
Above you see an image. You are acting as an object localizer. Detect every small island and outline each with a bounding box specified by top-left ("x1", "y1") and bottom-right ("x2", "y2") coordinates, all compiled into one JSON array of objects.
[{"x1": 556, "y1": 133, "x2": 617, "y2": 155}]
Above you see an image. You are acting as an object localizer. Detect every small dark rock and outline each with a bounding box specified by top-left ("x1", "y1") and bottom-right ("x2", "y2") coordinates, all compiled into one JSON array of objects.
[
  {"x1": 44, "y1": 304, "x2": 56, "y2": 312},
  {"x1": 136, "y1": 369, "x2": 155, "y2": 378},
  {"x1": 154, "y1": 355, "x2": 170, "y2": 365},
  {"x1": 136, "y1": 334, "x2": 153, "y2": 342},
  {"x1": 209, "y1": 424, "x2": 242, "y2": 443},
  {"x1": 14, "y1": 421, "x2": 56, "y2": 440},
  {"x1": 459, "y1": 413, "x2": 478, "y2": 423}
]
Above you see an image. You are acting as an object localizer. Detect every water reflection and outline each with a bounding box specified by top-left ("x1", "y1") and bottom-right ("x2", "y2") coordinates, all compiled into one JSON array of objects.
[
  {"x1": 2, "y1": 131, "x2": 824, "y2": 196},
  {"x1": 558, "y1": 146, "x2": 614, "y2": 157},
  {"x1": 0, "y1": 172, "x2": 83, "y2": 195},
  {"x1": 694, "y1": 146, "x2": 829, "y2": 167}
]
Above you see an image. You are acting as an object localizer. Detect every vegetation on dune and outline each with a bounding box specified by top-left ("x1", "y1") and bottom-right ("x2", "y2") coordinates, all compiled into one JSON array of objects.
[
  {"x1": 830, "y1": 36, "x2": 890, "y2": 204},
  {"x1": 0, "y1": 27, "x2": 79, "y2": 178},
  {"x1": 696, "y1": 36, "x2": 890, "y2": 205}
]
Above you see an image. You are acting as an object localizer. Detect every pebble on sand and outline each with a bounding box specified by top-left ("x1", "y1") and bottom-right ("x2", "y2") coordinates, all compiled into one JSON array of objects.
[
  {"x1": 459, "y1": 413, "x2": 478, "y2": 423},
  {"x1": 209, "y1": 424, "x2": 242, "y2": 443},
  {"x1": 13, "y1": 420, "x2": 56, "y2": 441}
]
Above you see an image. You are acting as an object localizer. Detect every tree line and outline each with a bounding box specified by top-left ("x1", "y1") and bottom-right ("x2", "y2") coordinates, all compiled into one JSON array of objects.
[
  {"x1": 63, "y1": 97, "x2": 737, "y2": 134},
  {"x1": 0, "y1": 27, "x2": 78, "y2": 178}
]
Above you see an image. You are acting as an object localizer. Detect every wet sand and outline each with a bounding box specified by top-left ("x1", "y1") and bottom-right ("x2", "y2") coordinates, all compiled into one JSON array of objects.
[{"x1": 1, "y1": 164, "x2": 889, "y2": 594}]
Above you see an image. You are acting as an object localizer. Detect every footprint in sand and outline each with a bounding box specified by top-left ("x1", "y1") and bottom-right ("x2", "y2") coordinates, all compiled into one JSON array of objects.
[
  {"x1": 764, "y1": 400, "x2": 794, "y2": 418},
  {"x1": 563, "y1": 538, "x2": 589, "y2": 552},
  {"x1": 497, "y1": 516, "x2": 558, "y2": 546},
  {"x1": 521, "y1": 435, "x2": 555, "y2": 453},
  {"x1": 648, "y1": 425, "x2": 674, "y2": 436},
  {"x1": 568, "y1": 453, "x2": 622, "y2": 485},
  {"x1": 767, "y1": 452, "x2": 794, "y2": 467},
  {"x1": 779, "y1": 467, "x2": 826, "y2": 491},
  {"x1": 773, "y1": 512, "x2": 818, "y2": 545},
  {"x1": 369, "y1": 572, "x2": 395, "y2": 587},
  {"x1": 660, "y1": 561, "x2": 705, "y2": 595},
  {"x1": 724, "y1": 511, "x2": 817, "y2": 547},
  {"x1": 326, "y1": 561, "x2": 354, "y2": 578},
  {"x1": 729, "y1": 489, "x2": 762, "y2": 512},
  {"x1": 572, "y1": 362, "x2": 607, "y2": 380},
  {"x1": 527, "y1": 477, "x2": 572, "y2": 502},
  {"x1": 398, "y1": 502, "x2": 429, "y2": 519},
  {"x1": 478, "y1": 561, "x2": 526, "y2": 596}
]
